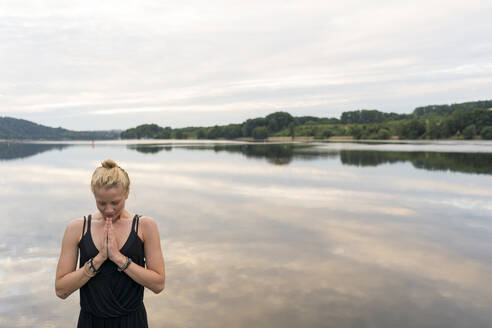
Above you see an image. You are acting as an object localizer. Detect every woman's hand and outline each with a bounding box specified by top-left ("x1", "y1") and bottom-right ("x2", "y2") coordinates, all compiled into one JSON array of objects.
[
  {"x1": 89, "y1": 222, "x2": 108, "y2": 271},
  {"x1": 107, "y1": 218, "x2": 126, "y2": 267},
  {"x1": 95, "y1": 225, "x2": 108, "y2": 261}
]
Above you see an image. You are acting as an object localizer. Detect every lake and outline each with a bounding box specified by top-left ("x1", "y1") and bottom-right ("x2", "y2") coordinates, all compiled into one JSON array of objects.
[{"x1": 1, "y1": 140, "x2": 492, "y2": 328}]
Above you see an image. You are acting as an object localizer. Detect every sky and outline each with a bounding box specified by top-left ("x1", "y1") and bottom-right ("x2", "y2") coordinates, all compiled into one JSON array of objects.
[{"x1": 1, "y1": 0, "x2": 492, "y2": 131}]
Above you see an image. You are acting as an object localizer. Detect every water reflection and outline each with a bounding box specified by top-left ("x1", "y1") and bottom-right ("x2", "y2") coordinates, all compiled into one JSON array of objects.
[
  {"x1": 0, "y1": 142, "x2": 70, "y2": 161},
  {"x1": 340, "y1": 150, "x2": 492, "y2": 175},
  {"x1": 3, "y1": 141, "x2": 492, "y2": 175},
  {"x1": 129, "y1": 142, "x2": 492, "y2": 175},
  {"x1": 1, "y1": 141, "x2": 492, "y2": 327},
  {"x1": 128, "y1": 143, "x2": 322, "y2": 165},
  {"x1": 127, "y1": 144, "x2": 173, "y2": 154}
]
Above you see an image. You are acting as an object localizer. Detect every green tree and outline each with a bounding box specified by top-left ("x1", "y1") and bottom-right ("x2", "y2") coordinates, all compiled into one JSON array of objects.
[
  {"x1": 207, "y1": 125, "x2": 221, "y2": 139},
  {"x1": 322, "y1": 129, "x2": 332, "y2": 139},
  {"x1": 157, "y1": 127, "x2": 172, "y2": 139},
  {"x1": 265, "y1": 112, "x2": 294, "y2": 132},
  {"x1": 349, "y1": 125, "x2": 363, "y2": 139},
  {"x1": 463, "y1": 125, "x2": 476, "y2": 139},
  {"x1": 481, "y1": 126, "x2": 492, "y2": 140},
  {"x1": 397, "y1": 119, "x2": 425, "y2": 139},
  {"x1": 252, "y1": 126, "x2": 268, "y2": 139},
  {"x1": 223, "y1": 124, "x2": 242, "y2": 139},
  {"x1": 288, "y1": 122, "x2": 297, "y2": 138},
  {"x1": 121, "y1": 128, "x2": 137, "y2": 139},
  {"x1": 424, "y1": 119, "x2": 441, "y2": 139},
  {"x1": 439, "y1": 120, "x2": 452, "y2": 138},
  {"x1": 197, "y1": 128, "x2": 206, "y2": 139},
  {"x1": 174, "y1": 130, "x2": 184, "y2": 139},
  {"x1": 377, "y1": 128, "x2": 391, "y2": 139},
  {"x1": 241, "y1": 118, "x2": 267, "y2": 137}
]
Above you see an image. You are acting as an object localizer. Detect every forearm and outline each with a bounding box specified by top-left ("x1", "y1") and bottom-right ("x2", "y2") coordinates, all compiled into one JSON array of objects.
[
  {"x1": 55, "y1": 266, "x2": 90, "y2": 299},
  {"x1": 55, "y1": 254, "x2": 105, "y2": 299},
  {"x1": 115, "y1": 257, "x2": 164, "y2": 293}
]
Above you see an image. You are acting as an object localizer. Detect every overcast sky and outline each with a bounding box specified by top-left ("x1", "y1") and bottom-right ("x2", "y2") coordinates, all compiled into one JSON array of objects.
[{"x1": 1, "y1": 0, "x2": 492, "y2": 130}]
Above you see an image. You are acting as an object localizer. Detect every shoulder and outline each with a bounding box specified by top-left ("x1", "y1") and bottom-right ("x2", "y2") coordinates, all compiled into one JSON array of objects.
[
  {"x1": 138, "y1": 216, "x2": 160, "y2": 241},
  {"x1": 139, "y1": 215, "x2": 158, "y2": 231},
  {"x1": 66, "y1": 217, "x2": 85, "y2": 232},
  {"x1": 62, "y1": 217, "x2": 86, "y2": 244}
]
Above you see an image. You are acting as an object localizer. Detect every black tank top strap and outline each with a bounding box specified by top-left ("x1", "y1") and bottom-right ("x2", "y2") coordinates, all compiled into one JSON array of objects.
[
  {"x1": 87, "y1": 214, "x2": 92, "y2": 232},
  {"x1": 82, "y1": 216, "x2": 87, "y2": 236},
  {"x1": 131, "y1": 214, "x2": 139, "y2": 233},
  {"x1": 136, "y1": 215, "x2": 141, "y2": 234}
]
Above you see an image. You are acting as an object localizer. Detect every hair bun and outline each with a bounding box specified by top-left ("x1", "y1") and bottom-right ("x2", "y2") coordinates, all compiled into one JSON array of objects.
[{"x1": 101, "y1": 158, "x2": 118, "y2": 169}]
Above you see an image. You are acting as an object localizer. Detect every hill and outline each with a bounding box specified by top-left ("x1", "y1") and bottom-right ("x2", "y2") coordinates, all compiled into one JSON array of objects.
[
  {"x1": 121, "y1": 99, "x2": 492, "y2": 141},
  {"x1": 0, "y1": 117, "x2": 120, "y2": 140},
  {"x1": 3, "y1": 99, "x2": 492, "y2": 141}
]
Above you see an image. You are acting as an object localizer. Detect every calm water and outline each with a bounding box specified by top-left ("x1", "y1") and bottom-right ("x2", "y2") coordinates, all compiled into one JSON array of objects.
[{"x1": 1, "y1": 140, "x2": 492, "y2": 328}]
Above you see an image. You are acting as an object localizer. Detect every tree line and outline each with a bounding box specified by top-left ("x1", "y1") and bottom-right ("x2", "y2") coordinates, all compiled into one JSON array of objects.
[{"x1": 120, "y1": 100, "x2": 492, "y2": 140}]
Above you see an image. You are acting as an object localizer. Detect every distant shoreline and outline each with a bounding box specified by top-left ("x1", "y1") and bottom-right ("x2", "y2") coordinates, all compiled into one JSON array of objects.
[
  {"x1": 1, "y1": 136, "x2": 489, "y2": 144},
  {"x1": 3, "y1": 100, "x2": 491, "y2": 141}
]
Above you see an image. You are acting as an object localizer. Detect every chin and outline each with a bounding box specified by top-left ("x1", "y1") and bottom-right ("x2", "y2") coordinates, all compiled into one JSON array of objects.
[{"x1": 107, "y1": 214, "x2": 121, "y2": 220}]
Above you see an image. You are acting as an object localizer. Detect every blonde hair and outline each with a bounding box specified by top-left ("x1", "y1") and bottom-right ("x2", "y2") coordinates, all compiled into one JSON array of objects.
[{"x1": 91, "y1": 159, "x2": 130, "y2": 194}]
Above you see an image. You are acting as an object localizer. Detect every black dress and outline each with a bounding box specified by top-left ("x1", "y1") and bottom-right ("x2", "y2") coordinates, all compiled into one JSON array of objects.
[{"x1": 77, "y1": 214, "x2": 148, "y2": 328}]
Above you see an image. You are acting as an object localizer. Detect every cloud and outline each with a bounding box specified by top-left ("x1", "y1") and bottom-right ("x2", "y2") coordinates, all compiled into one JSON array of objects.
[
  {"x1": 1, "y1": 1, "x2": 492, "y2": 129},
  {"x1": 2, "y1": 144, "x2": 492, "y2": 326}
]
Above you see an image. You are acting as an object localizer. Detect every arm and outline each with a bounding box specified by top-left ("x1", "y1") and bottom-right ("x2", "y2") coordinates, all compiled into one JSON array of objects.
[
  {"x1": 109, "y1": 217, "x2": 165, "y2": 294},
  {"x1": 54, "y1": 219, "x2": 106, "y2": 299}
]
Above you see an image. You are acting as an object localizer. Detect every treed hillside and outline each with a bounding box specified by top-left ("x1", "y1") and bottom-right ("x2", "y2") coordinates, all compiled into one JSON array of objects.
[
  {"x1": 3, "y1": 99, "x2": 492, "y2": 141},
  {"x1": 340, "y1": 110, "x2": 411, "y2": 124},
  {"x1": 0, "y1": 117, "x2": 120, "y2": 140},
  {"x1": 121, "y1": 99, "x2": 492, "y2": 140},
  {"x1": 413, "y1": 100, "x2": 492, "y2": 117}
]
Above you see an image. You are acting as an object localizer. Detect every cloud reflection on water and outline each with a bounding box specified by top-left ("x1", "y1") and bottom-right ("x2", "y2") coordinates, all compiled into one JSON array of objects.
[{"x1": 0, "y1": 143, "x2": 492, "y2": 327}]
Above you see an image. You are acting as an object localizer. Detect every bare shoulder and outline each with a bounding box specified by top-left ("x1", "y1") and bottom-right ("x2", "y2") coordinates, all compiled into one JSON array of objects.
[
  {"x1": 138, "y1": 216, "x2": 160, "y2": 241},
  {"x1": 139, "y1": 216, "x2": 159, "y2": 231},
  {"x1": 64, "y1": 217, "x2": 86, "y2": 243},
  {"x1": 66, "y1": 217, "x2": 84, "y2": 231}
]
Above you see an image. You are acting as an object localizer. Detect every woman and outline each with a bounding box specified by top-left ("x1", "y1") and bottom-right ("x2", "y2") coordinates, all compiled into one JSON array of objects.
[{"x1": 55, "y1": 159, "x2": 165, "y2": 327}]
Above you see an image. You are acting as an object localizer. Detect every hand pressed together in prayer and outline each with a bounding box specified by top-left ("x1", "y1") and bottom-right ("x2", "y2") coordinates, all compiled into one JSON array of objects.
[
  {"x1": 92, "y1": 218, "x2": 126, "y2": 268},
  {"x1": 106, "y1": 218, "x2": 127, "y2": 268}
]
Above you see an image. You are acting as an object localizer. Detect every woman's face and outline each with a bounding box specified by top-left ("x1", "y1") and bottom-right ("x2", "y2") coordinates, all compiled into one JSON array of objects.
[{"x1": 94, "y1": 186, "x2": 128, "y2": 220}]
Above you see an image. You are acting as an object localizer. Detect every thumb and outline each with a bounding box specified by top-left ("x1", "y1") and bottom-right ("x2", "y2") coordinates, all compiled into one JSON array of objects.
[{"x1": 104, "y1": 224, "x2": 109, "y2": 244}]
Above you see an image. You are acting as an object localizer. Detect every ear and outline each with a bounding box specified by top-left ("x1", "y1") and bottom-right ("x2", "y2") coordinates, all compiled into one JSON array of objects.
[{"x1": 125, "y1": 190, "x2": 129, "y2": 200}]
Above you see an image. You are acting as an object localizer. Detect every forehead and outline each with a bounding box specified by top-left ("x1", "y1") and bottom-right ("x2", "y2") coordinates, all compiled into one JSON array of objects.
[{"x1": 94, "y1": 186, "x2": 125, "y2": 201}]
